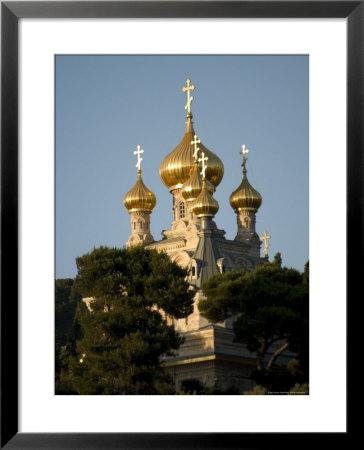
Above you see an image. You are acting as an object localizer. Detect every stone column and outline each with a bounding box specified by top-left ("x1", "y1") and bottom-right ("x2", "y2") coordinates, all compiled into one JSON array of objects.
[
  {"x1": 126, "y1": 210, "x2": 154, "y2": 247},
  {"x1": 234, "y1": 209, "x2": 261, "y2": 256}
]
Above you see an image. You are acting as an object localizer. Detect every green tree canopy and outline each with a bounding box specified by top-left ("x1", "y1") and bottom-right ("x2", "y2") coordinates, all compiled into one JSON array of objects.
[
  {"x1": 55, "y1": 278, "x2": 81, "y2": 346},
  {"x1": 272, "y1": 252, "x2": 282, "y2": 268},
  {"x1": 58, "y1": 245, "x2": 195, "y2": 395},
  {"x1": 198, "y1": 260, "x2": 308, "y2": 372},
  {"x1": 55, "y1": 279, "x2": 82, "y2": 388},
  {"x1": 75, "y1": 245, "x2": 194, "y2": 319}
]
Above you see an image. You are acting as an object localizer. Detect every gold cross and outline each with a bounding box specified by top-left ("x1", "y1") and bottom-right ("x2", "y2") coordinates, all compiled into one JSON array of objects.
[
  {"x1": 191, "y1": 134, "x2": 201, "y2": 160},
  {"x1": 239, "y1": 144, "x2": 249, "y2": 171},
  {"x1": 260, "y1": 231, "x2": 271, "y2": 256},
  {"x1": 182, "y1": 79, "x2": 195, "y2": 113},
  {"x1": 133, "y1": 145, "x2": 144, "y2": 172},
  {"x1": 198, "y1": 151, "x2": 208, "y2": 179}
]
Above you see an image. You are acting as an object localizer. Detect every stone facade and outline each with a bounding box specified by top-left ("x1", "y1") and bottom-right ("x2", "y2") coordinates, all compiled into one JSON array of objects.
[
  {"x1": 157, "y1": 290, "x2": 260, "y2": 392},
  {"x1": 146, "y1": 210, "x2": 263, "y2": 274}
]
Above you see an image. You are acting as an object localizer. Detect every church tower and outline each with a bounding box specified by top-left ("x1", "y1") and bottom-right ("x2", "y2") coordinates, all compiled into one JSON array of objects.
[
  {"x1": 123, "y1": 145, "x2": 156, "y2": 247},
  {"x1": 189, "y1": 154, "x2": 221, "y2": 288},
  {"x1": 159, "y1": 79, "x2": 224, "y2": 235},
  {"x1": 230, "y1": 145, "x2": 262, "y2": 258}
]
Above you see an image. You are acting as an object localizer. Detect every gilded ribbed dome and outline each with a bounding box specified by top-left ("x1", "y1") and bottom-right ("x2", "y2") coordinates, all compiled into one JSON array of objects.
[
  {"x1": 191, "y1": 179, "x2": 219, "y2": 217},
  {"x1": 123, "y1": 171, "x2": 156, "y2": 213},
  {"x1": 159, "y1": 113, "x2": 224, "y2": 191},
  {"x1": 181, "y1": 161, "x2": 215, "y2": 202},
  {"x1": 229, "y1": 172, "x2": 262, "y2": 212}
]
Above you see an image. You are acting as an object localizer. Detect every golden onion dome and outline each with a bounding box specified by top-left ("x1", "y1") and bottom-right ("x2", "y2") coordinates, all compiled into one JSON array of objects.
[
  {"x1": 159, "y1": 112, "x2": 224, "y2": 191},
  {"x1": 181, "y1": 161, "x2": 215, "y2": 202},
  {"x1": 229, "y1": 171, "x2": 262, "y2": 212},
  {"x1": 191, "y1": 179, "x2": 219, "y2": 217},
  {"x1": 123, "y1": 171, "x2": 156, "y2": 213}
]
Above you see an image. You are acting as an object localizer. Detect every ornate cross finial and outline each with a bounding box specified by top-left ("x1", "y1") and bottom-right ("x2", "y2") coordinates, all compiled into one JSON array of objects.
[
  {"x1": 198, "y1": 151, "x2": 208, "y2": 179},
  {"x1": 260, "y1": 230, "x2": 271, "y2": 257},
  {"x1": 133, "y1": 145, "x2": 144, "y2": 172},
  {"x1": 182, "y1": 78, "x2": 195, "y2": 113},
  {"x1": 240, "y1": 144, "x2": 249, "y2": 172},
  {"x1": 191, "y1": 134, "x2": 201, "y2": 161}
]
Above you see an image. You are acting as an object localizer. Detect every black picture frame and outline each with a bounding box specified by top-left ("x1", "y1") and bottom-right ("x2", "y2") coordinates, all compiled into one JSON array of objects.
[{"x1": 1, "y1": 1, "x2": 359, "y2": 448}]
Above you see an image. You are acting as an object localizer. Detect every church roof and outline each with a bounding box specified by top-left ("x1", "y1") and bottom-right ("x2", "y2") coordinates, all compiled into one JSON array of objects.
[
  {"x1": 159, "y1": 112, "x2": 224, "y2": 191},
  {"x1": 229, "y1": 146, "x2": 262, "y2": 212},
  {"x1": 190, "y1": 178, "x2": 221, "y2": 287},
  {"x1": 229, "y1": 172, "x2": 262, "y2": 212},
  {"x1": 147, "y1": 236, "x2": 186, "y2": 248},
  {"x1": 159, "y1": 79, "x2": 224, "y2": 191},
  {"x1": 192, "y1": 229, "x2": 221, "y2": 288},
  {"x1": 181, "y1": 160, "x2": 215, "y2": 202},
  {"x1": 192, "y1": 179, "x2": 219, "y2": 218},
  {"x1": 123, "y1": 170, "x2": 156, "y2": 213}
]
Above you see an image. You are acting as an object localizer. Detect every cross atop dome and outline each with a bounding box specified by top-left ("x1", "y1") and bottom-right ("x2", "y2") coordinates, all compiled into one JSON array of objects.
[
  {"x1": 134, "y1": 145, "x2": 144, "y2": 172},
  {"x1": 182, "y1": 79, "x2": 195, "y2": 113},
  {"x1": 240, "y1": 144, "x2": 249, "y2": 173},
  {"x1": 198, "y1": 151, "x2": 208, "y2": 179},
  {"x1": 191, "y1": 134, "x2": 201, "y2": 161}
]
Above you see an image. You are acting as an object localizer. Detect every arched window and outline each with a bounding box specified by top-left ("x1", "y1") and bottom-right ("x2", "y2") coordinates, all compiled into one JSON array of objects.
[{"x1": 179, "y1": 201, "x2": 185, "y2": 219}]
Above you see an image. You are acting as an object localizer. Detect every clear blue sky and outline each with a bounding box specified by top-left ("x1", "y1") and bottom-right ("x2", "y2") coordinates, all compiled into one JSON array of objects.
[{"x1": 56, "y1": 55, "x2": 308, "y2": 279}]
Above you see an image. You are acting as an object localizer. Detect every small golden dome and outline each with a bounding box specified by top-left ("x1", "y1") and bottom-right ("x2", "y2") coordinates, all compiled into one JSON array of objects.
[
  {"x1": 159, "y1": 113, "x2": 224, "y2": 191},
  {"x1": 123, "y1": 171, "x2": 156, "y2": 213},
  {"x1": 229, "y1": 172, "x2": 262, "y2": 212},
  {"x1": 192, "y1": 179, "x2": 219, "y2": 217},
  {"x1": 181, "y1": 161, "x2": 215, "y2": 202}
]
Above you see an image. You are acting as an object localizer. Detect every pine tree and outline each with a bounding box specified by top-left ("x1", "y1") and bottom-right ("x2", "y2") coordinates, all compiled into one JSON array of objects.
[
  {"x1": 58, "y1": 246, "x2": 195, "y2": 395},
  {"x1": 198, "y1": 261, "x2": 309, "y2": 377}
]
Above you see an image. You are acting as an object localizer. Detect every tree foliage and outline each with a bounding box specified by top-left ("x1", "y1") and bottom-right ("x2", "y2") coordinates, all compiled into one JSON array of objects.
[
  {"x1": 272, "y1": 252, "x2": 282, "y2": 268},
  {"x1": 57, "y1": 246, "x2": 195, "y2": 395},
  {"x1": 198, "y1": 256, "x2": 309, "y2": 374},
  {"x1": 178, "y1": 378, "x2": 239, "y2": 395},
  {"x1": 55, "y1": 278, "x2": 81, "y2": 346},
  {"x1": 74, "y1": 245, "x2": 194, "y2": 319},
  {"x1": 55, "y1": 279, "x2": 82, "y2": 391},
  {"x1": 243, "y1": 385, "x2": 268, "y2": 395},
  {"x1": 289, "y1": 382, "x2": 309, "y2": 395}
]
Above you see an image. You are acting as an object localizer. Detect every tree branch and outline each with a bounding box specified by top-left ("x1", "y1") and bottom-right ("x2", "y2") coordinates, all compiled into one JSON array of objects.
[
  {"x1": 257, "y1": 340, "x2": 268, "y2": 370},
  {"x1": 266, "y1": 335, "x2": 291, "y2": 348},
  {"x1": 266, "y1": 342, "x2": 289, "y2": 369}
]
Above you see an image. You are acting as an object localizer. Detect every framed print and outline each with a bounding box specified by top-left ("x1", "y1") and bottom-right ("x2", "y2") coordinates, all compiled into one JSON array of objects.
[{"x1": 1, "y1": 1, "x2": 359, "y2": 448}]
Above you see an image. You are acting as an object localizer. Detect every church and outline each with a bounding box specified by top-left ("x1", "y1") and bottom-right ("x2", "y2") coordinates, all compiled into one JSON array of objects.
[{"x1": 123, "y1": 79, "x2": 271, "y2": 392}]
